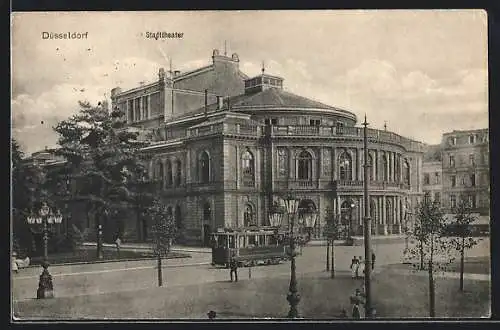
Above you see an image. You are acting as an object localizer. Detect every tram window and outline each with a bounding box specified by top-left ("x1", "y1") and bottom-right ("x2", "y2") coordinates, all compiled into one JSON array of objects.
[
  {"x1": 229, "y1": 236, "x2": 235, "y2": 248},
  {"x1": 218, "y1": 235, "x2": 227, "y2": 248}
]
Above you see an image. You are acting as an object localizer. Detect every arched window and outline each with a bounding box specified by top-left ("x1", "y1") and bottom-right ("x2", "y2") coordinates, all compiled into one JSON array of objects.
[
  {"x1": 367, "y1": 154, "x2": 374, "y2": 181},
  {"x1": 403, "y1": 159, "x2": 410, "y2": 185},
  {"x1": 298, "y1": 150, "x2": 313, "y2": 180},
  {"x1": 386, "y1": 200, "x2": 393, "y2": 225},
  {"x1": 175, "y1": 205, "x2": 182, "y2": 229},
  {"x1": 157, "y1": 161, "x2": 164, "y2": 181},
  {"x1": 242, "y1": 150, "x2": 255, "y2": 185},
  {"x1": 175, "y1": 159, "x2": 182, "y2": 187},
  {"x1": 383, "y1": 155, "x2": 389, "y2": 182},
  {"x1": 199, "y1": 151, "x2": 210, "y2": 184},
  {"x1": 338, "y1": 151, "x2": 352, "y2": 181},
  {"x1": 166, "y1": 160, "x2": 173, "y2": 186},
  {"x1": 244, "y1": 204, "x2": 255, "y2": 227}
]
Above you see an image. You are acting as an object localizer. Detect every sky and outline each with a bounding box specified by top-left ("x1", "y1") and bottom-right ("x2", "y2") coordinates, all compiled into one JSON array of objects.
[{"x1": 11, "y1": 10, "x2": 488, "y2": 155}]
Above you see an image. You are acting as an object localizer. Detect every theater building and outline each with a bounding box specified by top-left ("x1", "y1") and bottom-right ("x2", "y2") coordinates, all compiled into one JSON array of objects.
[{"x1": 107, "y1": 49, "x2": 426, "y2": 245}]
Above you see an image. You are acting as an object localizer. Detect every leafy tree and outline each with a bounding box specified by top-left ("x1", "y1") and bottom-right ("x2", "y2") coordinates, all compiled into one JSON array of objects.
[
  {"x1": 448, "y1": 196, "x2": 480, "y2": 292},
  {"x1": 149, "y1": 199, "x2": 177, "y2": 287},
  {"x1": 405, "y1": 196, "x2": 455, "y2": 317},
  {"x1": 50, "y1": 101, "x2": 151, "y2": 257},
  {"x1": 11, "y1": 139, "x2": 46, "y2": 255},
  {"x1": 324, "y1": 207, "x2": 342, "y2": 278}
]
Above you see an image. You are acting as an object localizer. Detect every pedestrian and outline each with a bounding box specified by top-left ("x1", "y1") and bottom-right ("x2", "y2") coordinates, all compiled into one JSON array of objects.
[
  {"x1": 350, "y1": 256, "x2": 359, "y2": 279},
  {"x1": 358, "y1": 256, "x2": 365, "y2": 278},
  {"x1": 352, "y1": 301, "x2": 361, "y2": 319},
  {"x1": 371, "y1": 251, "x2": 376, "y2": 270},
  {"x1": 229, "y1": 257, "x2": 238, "y2": 282}
]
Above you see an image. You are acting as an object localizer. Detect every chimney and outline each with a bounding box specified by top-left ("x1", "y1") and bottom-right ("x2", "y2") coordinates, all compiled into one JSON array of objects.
[
  {"x1": 217, "y1": 96, "x2": 223, "y2": 110},
  {"x1": 204, "y1": 89, "x2": 208, "y2": 117}
]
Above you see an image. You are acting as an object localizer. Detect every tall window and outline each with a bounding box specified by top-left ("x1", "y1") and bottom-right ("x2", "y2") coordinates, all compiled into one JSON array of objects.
[
  {"x1": 134, "y1": 98, "x2": 141, "y2": 121},
  {"x1": 383, "y1": 155, "x2": 389, "y2": 182},
  {"x1": 338, "y1": 151, "x2": 352, "y2": 180},
  {"x1": 451, "y1": 175, "x2": 456, "y2": 187},
  {"x1": 450, "y1": 137, "x2": 457, "y2": 145},
  {"x1": 424, "y1": 173, "x2": 430, "y2": 185},
  {"x1": 199, "y1": 151, "x2": 210, "y2": 184},
  {"x1": 450, "y1": 195, "x2": 457, "y2": 209},
  {"x1": 336, "y1": 121, "x2": 344, "y2": 134},
  {"x1": 386, "y1": 200, "x2": 393, "y2": 225},
  {"x1": 142, "y1": 95, "x2": 148, "y2": 119},
  {"x1": 434, "y1": 192, "x2": 441, "y2": 204},
  {"x1": 469, "y1": 154, "x2": 476, "y2": 166},
  {"x1": 244, "y1": 204, "x2": 255, "y2": 227},
  {"x1": 242, "y1": 150, "x2": 255, "y2": 185},
  {"x1": 175, "y1": 159, "x2": 182, "y2": 187},
  {"x1": 449, "y1": 155, "x2": 455, "y2": 168},
  {"x1": 403, "y1": 159, "x2": 410, "y2": 185},
  {"x1": 435, "y1": 172, "x2": 441, "y2": 184},
  {"x1": 278, "y1": 148, "x2": 288, "y2": 177},
  {"x1": 297, "y1": 150, "x2": 313, "y2": 180},
  {"x1": 469, "y1": 135, "x2": 475, "y2": 144},
  {"x1": 166, "y1": 160, "x2": 173, "y2": 186},
  {"x1": 471, "y1": 173, "x2": 476, "y2": 187}
]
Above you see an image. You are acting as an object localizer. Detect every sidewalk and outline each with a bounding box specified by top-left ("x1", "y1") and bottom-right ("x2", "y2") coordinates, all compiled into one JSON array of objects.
[{"x1": 81, "y1": 242, "x2": 212, "y2": 254}]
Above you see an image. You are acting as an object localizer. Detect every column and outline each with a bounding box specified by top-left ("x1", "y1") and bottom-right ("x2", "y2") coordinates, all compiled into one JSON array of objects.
[
  {"x1": 289, "y1": 148, "x2": 294, "y2": 180},
  {"x1": 356, "y1": 149, "x2": 361, "y2": 181},
  {"x1": 396, "y1": 196, "x2": 402, "y2": 234},
  {"x1": 186, "y1": 151, "x2": 191, "y2": 184},
  {"x1": 126, "y1": 99, "x2": 130, "y2": 123},
  {"x1": 382, "y1": 196, "x2": 387, "y2": 235},
  {"x1": 358, "y1": 149, "x2": 363, "y2": 181},
  {"x1": 235, "y1": 145, "x2": 240, "y2": 189},
  {"x1": 332, "y1": 148, "x2": 337, "y2": 180},
  {"x1": 336, "y1": 196, "x2": 341, "y2": 219},
  {"x1": 378, "y1": 197, "x2": 382, "y2": 235},
  {"x1": 147, "y1": 95, "x2": 151, "y2": 119},
  {"x1": 255, "y1": 148, "x2": 261, "y2": 189}
]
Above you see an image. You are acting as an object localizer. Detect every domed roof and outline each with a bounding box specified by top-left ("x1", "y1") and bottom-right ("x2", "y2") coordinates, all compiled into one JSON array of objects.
[{"x1": 173, "y1": 87, "x2": 356, "y2": 122}]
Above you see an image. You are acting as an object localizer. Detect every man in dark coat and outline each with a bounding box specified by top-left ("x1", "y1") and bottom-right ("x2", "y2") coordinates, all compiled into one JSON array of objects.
[
  {"x1": 371, "y1": 251, "x2": 376, "y2": 270},
  {"x1": 229, "y1": 257, "x2": 238, "y2": 282}
]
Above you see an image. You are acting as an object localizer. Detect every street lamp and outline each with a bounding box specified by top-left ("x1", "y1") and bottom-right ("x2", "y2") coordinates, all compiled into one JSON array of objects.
[
  {"x1": 269, "y1": 212, "x2": 284, "y2": 246},
  {"x1": 272, "y1": 195, "x2": 317, "y2": 319},
  {"x1": 349, "y1": 201, "x2": 356, "y2": 239},
  {"x1": 26, "y1": 202, "x2": 63, "y2": 299}
]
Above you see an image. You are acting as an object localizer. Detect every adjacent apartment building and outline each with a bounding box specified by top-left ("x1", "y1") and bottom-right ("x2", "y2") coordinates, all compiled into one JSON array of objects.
[{"x1": 423, "y1": 128, "x2": 490, "y2": 226}]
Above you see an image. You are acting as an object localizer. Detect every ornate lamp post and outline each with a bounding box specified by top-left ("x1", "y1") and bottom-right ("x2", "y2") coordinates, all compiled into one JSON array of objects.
[
  {"x1": 26, "y1": 202, "x2": 63, "y2": 299},
  {"x1": 272, "y1": 195, "x2": 317, "y2": 319},
  {"x1": 269, "y1": 212, "x2": 284, "y2": 245}
]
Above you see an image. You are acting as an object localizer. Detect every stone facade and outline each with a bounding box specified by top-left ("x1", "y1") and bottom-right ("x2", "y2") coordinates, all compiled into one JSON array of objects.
[{"x1": 105, "y1": 49, "x2": 427, "y2": 245}]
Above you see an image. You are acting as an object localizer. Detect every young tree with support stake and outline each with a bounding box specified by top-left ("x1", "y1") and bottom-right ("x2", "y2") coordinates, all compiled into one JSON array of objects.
[
  {"x1": 324, "y1": 207, "x2": 342, "y2": 279},
  {"x1": 448, "y1": 196, "x2": 480, "y2": 292},
  {"x1": 405, "y1": 196, "x2": 455, "y2": 317},
  {"x1": 149, "y1": 200, "x2": 177, "y2": 287}
]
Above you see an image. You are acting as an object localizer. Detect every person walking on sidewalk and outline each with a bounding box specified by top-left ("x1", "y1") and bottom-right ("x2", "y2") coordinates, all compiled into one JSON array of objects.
[
  {"x1": 350, "y1": 256, "x2": 359, "y2": 279},
  {"x1": 371, "y1": 250, "x2": 376, "y2": 270},
  {"x1": 229, "y1": 257, "x2": 238, "y2": 282},
  {"x1": 358, "y1": 256, "x2": 365, "y2": 278}
]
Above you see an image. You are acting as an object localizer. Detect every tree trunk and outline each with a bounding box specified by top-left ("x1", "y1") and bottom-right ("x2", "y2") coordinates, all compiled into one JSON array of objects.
[
  {"x1": 460, "y1": 237, "x2": 465, "y2": 292},
  {"x1": 429, "y1": 260, "x2": 435, "y2": 317},
  {"x1": 420, "y1": 240, "x2": 424, "y2": 270},
  {"x1": 326, "y1": 240, "x2": 330, "y2": 271},
  {"x1": 157, "y1": 255, "x2": 163, "y2": 287},
  {"x1": 331, "y1": 240, "x2": 335, "y2": 279},
  {"x1": 429, "y1": 235, "x2": 435, "y2": 317}
]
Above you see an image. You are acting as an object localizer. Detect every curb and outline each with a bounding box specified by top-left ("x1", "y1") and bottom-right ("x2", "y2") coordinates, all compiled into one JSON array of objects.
[{"x1": 24, "y1": 254, "x2": 192, "y2": 268}]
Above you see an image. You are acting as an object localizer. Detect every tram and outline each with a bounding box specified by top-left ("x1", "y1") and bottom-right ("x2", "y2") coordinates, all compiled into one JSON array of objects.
[{"x1": 210, "y1": 227, "x2": 289, "y2": 268}]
